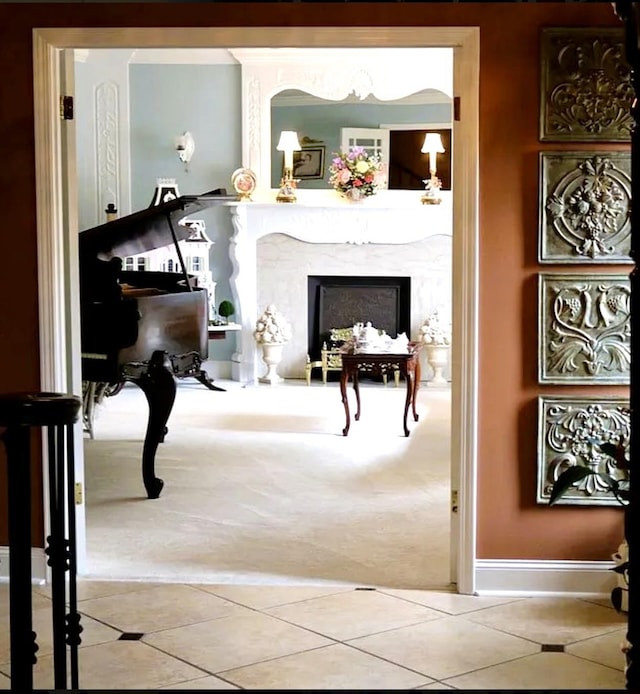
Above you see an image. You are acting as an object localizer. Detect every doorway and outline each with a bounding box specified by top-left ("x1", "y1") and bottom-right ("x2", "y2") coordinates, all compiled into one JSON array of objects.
[{"x1": 32, "y1": 26, "x2": 479, "y2": 594}]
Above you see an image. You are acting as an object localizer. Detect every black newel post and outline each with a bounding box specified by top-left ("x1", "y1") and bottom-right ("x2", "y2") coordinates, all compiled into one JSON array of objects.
[
  {"x1": 615, "y1": 2, "x2": 640, "y2": 689},
  {"x1": 0, "y1": 393, "x2": 82, "y2": 690}
]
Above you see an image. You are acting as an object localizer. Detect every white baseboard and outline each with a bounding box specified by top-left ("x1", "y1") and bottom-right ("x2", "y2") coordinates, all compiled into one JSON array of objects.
[
  {"x1": 0, "y1": 550, "x2": 618, "y2": 596},
  {"x1": 200, "y1": 359, "x2": 234, "y2": 381},
  {"x1": 475, "y1": 559, "x2": 618, "y2": 598},
  {"x1": 0, "y1": 547, "x2": 47, "y2": 584}
]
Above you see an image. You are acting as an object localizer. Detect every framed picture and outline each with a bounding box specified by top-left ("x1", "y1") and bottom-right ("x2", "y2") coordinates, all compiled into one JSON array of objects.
[{"x1": 291, "y1": 146, "x2": 325, "y2": 180}]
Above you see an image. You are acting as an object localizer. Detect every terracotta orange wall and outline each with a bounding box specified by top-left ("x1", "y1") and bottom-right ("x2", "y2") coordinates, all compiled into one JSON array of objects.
[{"x1": 0, "y1": 2, "x2": 626, "y2": 559}]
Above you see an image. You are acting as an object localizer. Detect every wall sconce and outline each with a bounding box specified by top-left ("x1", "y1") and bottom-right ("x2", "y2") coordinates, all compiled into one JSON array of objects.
[
  {"x1": 174, "y1": 131, "x2": 195, "y2": 171},
  {"x1": 420, "y1": 132, "x2": 445, "y2": 205},
  {"x1": 276, "y1": 130, "x2": 301, "y2": 203}
]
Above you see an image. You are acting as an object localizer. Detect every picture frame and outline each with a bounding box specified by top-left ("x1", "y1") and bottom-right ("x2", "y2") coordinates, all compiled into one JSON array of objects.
[{"x1": 291, "y1": 146, "x2": 325, "y2": 180}]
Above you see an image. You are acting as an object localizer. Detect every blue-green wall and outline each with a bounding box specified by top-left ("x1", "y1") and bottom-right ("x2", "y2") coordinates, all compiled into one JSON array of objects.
[{"x1": 129, "y1": 63, "x2": 241, "y2": 360}]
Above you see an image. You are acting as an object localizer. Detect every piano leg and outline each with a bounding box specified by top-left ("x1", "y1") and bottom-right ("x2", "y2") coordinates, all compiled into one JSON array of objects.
[
  {"x1": 170, "y1": 352, "x2": 226, "y2": 392},
  {"x1": 192, "y1": 370, "x2": 225, "y2": 392},
  {"x1": 127, "y1": 351, "x2": 176, "y2": 499}
]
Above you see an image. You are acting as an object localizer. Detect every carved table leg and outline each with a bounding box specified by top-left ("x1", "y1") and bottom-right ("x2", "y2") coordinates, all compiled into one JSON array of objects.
[
  {"x1": 403, "y1": 368, "x2": 413, "y2": 437},
  {"x1": 412, "y1": 358, "x2": 421, "y2": 422},
  {"x1": 130, "y1": 351, "x2": 176, "y2": 499},
  {"x1": 340, "y1": 368, "x2": 351, "y2": 436},
  {"x1": 353, "y1": 370, "x2": 361, "y2": 421}
]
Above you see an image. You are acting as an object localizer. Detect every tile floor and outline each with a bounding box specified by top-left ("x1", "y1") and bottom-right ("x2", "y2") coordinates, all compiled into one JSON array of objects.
[{"x1": 0, "y1": 580, "x2": 629, "y2": 689}]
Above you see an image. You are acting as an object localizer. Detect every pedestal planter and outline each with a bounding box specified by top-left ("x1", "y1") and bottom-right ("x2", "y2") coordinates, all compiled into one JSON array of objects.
[
  {"x1": 259, "y1": 342, "x2": 287, "y2": 384},
  {"x1": 425, "y1": 343, "x2": 449, "y2": 385}
]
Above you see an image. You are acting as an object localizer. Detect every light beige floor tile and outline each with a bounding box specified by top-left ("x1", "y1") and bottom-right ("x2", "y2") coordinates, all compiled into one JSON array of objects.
[
  {"x1": 0, "y1": 605, "x2": 119, "y2": 662},
  {"x1": 143, "y1": 610, "x2": 333, "y2": 673},
  {"x1": 161, "y1": 674, "x2": 239, "y2": 689},
  {"x1": 566, "y1": 627, "x2": 628, "y2": 670},
  {"x1": 417, "y1": 684, "x2": 455, "y2": 690},
  {"x1": 444, "y1": 651, "x2": 625, "y2": 690},
  {"x1": 35, "y1": 578, "x2": 167, "y2": 601},
  {"x1": 264, "y1": 588, "x2": 444, "y2": 640},
  {"x1": 0, "y1": 585, "x2": 51, "y2": 618},
  {"x1": 220, "y1": 643, "x2": 434, "y2": 690},
  {"x1": 581, "y1": 596, "x2": 619, "y2": 610},
  {"x1": 462, "y1": 597, "x2": 627, "y2": 645},
  {"x1": 377, "y1": 588, "x2": 525, "y2": 614},
  {"x1": 194, "y1": 584, "x2": 354, "y2": 609},
  {"x1": 348, "y1": 615, "x2": 539, "y2": 680},
  {"x1": 30, "y1": 640, "x2": 206, "y2": 690},
  {"x1": 0, "y1": 671, "x2": 8, "y2": 689},
  {"x1": 78, "y1": 583, "x2": 248, "y2": 633}
]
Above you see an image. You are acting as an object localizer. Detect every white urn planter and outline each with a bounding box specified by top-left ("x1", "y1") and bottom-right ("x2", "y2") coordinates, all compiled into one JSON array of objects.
[
  {"x1": 425, "y1": 343, "x2": 449, "y2": 385},
  {"x1": 254, "y1": 303, "x2": 292, "y2": 385},
  {"x1": 259, "y1": 341, "x2": 287, "y2": 385}
]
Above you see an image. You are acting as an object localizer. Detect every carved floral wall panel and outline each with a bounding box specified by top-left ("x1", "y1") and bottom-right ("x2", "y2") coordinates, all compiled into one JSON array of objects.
[
  {"x1": 538, "y1": 273, "x2": 630, "y2": 384},
  {"x1": 539, "y1": 152, "x2": 631, "y2": 263},
  {"x1": 540, "y1": 28, "x2": 633, "y2": 142},
  {"x1": 537, "y1": 395, "x2": 630, "y2": 506}
]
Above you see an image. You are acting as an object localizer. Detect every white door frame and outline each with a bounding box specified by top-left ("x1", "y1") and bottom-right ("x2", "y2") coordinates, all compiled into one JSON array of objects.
[{"x1": 32, "y1": 26, "x2": 479, "y2": 594}]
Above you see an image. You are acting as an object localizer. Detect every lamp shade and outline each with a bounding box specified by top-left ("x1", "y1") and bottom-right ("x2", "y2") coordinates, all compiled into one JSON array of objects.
[
  {"x1": 276, "y1": 130, "x2": 302, "y2": 152},
  {"x1": 421, "y1": 133, "x2": 445, "y2": 154}
]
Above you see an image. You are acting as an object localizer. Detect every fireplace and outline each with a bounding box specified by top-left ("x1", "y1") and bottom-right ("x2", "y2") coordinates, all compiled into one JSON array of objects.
[
  {"x1": 307, "y1": 275, "x2": 411, "y2": 361},
  {"x1": 227, "y1": 199, "x2": 452, "y2": 383}
]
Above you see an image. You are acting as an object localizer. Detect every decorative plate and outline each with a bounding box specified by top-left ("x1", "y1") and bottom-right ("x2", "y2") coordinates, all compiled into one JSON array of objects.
[{"x1": 231, "y1": 167, "x2": 257, "y2": 200}]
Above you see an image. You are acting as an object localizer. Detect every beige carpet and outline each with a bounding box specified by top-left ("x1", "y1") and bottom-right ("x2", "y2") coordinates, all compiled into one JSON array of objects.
[{"x1": 82, "y1": 377, "x2": 452, "y2": 589}]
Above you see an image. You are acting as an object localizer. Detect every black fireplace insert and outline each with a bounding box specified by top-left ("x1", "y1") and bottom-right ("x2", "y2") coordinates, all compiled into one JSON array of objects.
[{"x1": 307, "y1": 275, "x2": 411, "y2": 364}]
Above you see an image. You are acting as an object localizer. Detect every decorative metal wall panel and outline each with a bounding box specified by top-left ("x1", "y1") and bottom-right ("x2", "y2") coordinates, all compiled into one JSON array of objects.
[
  {"x1": 539, "y1": 151, "x2": 631, "y2": 263},
  {"x1": 538, "y1": 273, "x2": 630, "y2": 384},
  {"x1": 540, "y1": 28, "x2": 633, "y2": 142},
  {"x1": 537, "y1": 395, "x2": 630, "y2": 506}
]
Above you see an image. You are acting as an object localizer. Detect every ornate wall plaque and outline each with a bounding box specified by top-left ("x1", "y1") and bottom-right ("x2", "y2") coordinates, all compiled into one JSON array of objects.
[
  {"x1": 538, "y1": 273, "x2": 630, "y2": 384},
  {"x1": 540, "y1": 28, "x2": 633, "y2": 142},
  {"x1": 537, "y1": 395, "x2": 630, "y2": 506},
  {"x1": 539, "y1": 151, "x2": 631, "y2": 263}
]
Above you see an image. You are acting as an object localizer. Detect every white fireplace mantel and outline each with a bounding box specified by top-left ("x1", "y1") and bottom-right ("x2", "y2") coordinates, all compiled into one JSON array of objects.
[{"x1": 226, "y1": 193, "x2": 453, "y2": 383}]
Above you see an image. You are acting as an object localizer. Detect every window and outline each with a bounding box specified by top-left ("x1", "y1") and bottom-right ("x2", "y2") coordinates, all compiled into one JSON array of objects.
[
  {"x1": 167, "y1": 259, "x2": 174, "y2": 272},
  {"x1": 137, "y1": 257, "x2": 147, "y2": 271},
  {"x1": 192, "y1": 256, "x2": 202, "y2": 272},
  {"x1": 124, "y1": 257, "x2": 134, "y2": 271}
]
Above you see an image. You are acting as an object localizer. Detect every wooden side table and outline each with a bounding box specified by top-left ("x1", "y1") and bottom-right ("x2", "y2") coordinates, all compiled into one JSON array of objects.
[{"x1": 339, "y1": 343, "x2": 422, "y2": 437}]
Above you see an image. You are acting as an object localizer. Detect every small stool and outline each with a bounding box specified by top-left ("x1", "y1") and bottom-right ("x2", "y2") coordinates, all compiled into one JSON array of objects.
[{"x1": 0, "y1": 392, "x2": 82, "y2": 690}]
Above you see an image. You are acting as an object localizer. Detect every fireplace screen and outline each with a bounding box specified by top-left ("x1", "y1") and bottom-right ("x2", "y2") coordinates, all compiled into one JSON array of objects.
[{"x1": 307, "y1": 275, "x2": 411, "y2": 362}]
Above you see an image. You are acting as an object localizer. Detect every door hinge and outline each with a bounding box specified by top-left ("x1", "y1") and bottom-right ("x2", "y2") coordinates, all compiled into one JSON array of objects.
[
  {"x1": 75, "y1": 482, "x2": 83, "y2": 505},
  {"x1": 453, "y1": 96, "x2": 461, "y2": 121},
  {"x1": 451, "y1": 489, "x2": 458, "y2": 513},
  {"x1": 60, "y1": 95, "x2": 74, "y2": 120}
]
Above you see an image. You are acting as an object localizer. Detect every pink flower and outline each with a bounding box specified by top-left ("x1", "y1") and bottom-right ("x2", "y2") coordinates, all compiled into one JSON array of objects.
[{"x1": 339, "y1": 169, "x2": 351, "y2": 184}]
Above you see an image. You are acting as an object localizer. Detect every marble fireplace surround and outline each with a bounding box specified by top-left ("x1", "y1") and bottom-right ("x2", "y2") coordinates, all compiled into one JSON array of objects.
[{"x1": 227, "y1": 193, "x2": 453, "y2": 383}]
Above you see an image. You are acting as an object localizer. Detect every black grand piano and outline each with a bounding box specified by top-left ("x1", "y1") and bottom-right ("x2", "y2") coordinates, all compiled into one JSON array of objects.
[{"x1": 79, "y1": 189, "x2": 237, "y2": 499}]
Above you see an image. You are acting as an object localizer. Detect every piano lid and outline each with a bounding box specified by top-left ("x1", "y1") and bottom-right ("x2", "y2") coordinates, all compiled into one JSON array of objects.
[{"x1": 79, "y1": 189, "x2": 238, "y2": 261}]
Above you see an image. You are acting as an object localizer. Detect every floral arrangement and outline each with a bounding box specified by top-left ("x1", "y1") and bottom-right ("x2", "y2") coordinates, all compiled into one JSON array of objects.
[
  {"x1": 253, "y1": 304, "x2": 292, "y2": 344},
  {"x1": 328, "y1": 146, "x2": 385, "y2": 201},
  {"x1": 419, "y1": 307, "x2": 451, "y2": 346}
]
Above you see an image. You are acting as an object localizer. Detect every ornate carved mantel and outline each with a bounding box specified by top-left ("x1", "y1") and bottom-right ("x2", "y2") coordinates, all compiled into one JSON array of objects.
[{"x1": 226, "y1": 196, "x2": 452, "y2": 382}]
